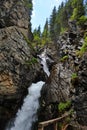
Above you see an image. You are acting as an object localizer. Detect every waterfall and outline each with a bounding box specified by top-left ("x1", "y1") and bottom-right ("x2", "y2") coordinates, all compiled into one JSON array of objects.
[
  {"x1": 6, "y1": 50, "x2": 50, "y2": 130},
  {"x1": 6, "y1": 81, "x2": 44, "y2": 130},
  {"x1": 39, "y1": 49, "x2": 50, "y2": 76}
]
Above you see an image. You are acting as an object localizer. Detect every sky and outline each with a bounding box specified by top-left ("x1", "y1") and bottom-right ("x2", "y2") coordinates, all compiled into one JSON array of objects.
[{"x1": 31, "y1": 0, "x2": 66, "y2": 32}]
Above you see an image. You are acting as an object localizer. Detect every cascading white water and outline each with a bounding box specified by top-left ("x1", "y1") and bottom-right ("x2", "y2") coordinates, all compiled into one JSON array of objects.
[
  {"x1": 39, "y1": 49, "x2": 50, "y2": 76},
  {"x1": 6, "y1": 81, "x2": 45, "y2": 130},
  {"x1": 41, "y1": 57, "x2": 50, "y2": 76},
  {"x1": 6, "y1": 50, "x2": 50, "y2": 130}
]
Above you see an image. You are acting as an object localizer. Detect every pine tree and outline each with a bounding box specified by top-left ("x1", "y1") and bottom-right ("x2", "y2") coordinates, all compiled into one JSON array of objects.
[
  {"x1": 49, "y1": 6, "x2": 57, "y2": 41},
  {"x1": 41, "y1": 19, "x2": 50, "y2": 45},
  {"x1": 84, "y1": 0, "x2": 87, "y2": 15},
  {"x1": 37, "y1": 25, "x2": 41, "y2": 37},
  {"x1": 33, "y1": 26, "x2": 41, "y2": 48},
  {"x1": 71, "y1": 0, "x2": 85, "y2": 21},
  {"x1": 42, "y1": 19, "x2": 49, "y2": 38}
]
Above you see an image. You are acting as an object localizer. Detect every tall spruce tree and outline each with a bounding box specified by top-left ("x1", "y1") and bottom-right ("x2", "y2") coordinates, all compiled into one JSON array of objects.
[
  {"x1": 41, "y1": 19, "x2": 50, "y2": 45},
  {"x1": 42, "y1": 19, "x2": 49, "y2": 38},
  {"x1": 71, "y1": 0, "x2": 85, "y2": 21},
  {"x1": 33, "y1": 25, "x2": 41, "y2": 48},
  {"x1": 49, "y1": 6, "x2": 57, "y2": 41}
]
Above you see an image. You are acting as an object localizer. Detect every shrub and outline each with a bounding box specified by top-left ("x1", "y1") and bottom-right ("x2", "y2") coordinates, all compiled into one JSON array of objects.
[
  {"x1": 77, "y1": 16, "x2": 87, "y2": 26},
  {"x1": 58, "y1": 101, "x2": 71, "y2": 113},
  {"x1": 60, "y1": 55, "x2": 69, "y2": 62},
  {"x1": 60, "y1": 27, "x2": 68, "y2": 35},
  {"x1": 25, "y1": 57, "x2": 38, "y2": 66},
  {"x1": 76, "y1": 36, "x2": 87, "y2": 56},
  {"x1": 22, "y1": 33, "x2": 35, "y2": 51},
  {"x1": 71, "y1": 73, "x2": 78, "y2": 85},
  {"x1": 71, "y1": 73, "x2": 78, "y2": 80}
]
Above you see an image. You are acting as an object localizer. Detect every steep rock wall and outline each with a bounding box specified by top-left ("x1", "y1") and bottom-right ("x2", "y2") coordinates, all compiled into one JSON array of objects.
[
  {"x1": 39, "y1": 25, "x2": 87, "y2": 129},
  {"x1": 0, "y1": 0, "x2": 46, "y2": 130}
]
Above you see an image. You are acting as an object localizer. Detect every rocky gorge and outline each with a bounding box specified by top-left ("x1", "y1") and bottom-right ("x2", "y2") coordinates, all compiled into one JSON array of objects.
[
  {"x1": 0, "y1": 0, "x2": 87, "y2": 130},
  {"x1": 0, "y1": 0, "x2": 46, "y2": 130},
  {"x1": 38, "y1": 24, "x2": 87, "y2": 129}
]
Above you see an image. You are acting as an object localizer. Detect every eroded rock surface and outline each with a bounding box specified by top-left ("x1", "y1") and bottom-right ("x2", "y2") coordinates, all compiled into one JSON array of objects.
[
  {"x1": 0, "y1": 0, "x2": 37, "y2": 129},
  {"x1": 39, "y1": 26, "x2": 87, "y2": 129},
  {"x1": 0, "y1": 0, "x2": 29, "y2": 29},
  {"x1": 73, "y1": 53, "x2": 87, "y2": 126},
  {"x1": 39, "y1": 63, "x2": 72, "y2": 121},
  {"x1": 0, "y1": 26, "x2": 47, "y2": 130}
]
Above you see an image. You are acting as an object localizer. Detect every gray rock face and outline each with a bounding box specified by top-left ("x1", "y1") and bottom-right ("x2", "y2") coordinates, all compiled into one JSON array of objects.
[
  {"x1": 0, "y1": 0, "x2": 29, "y2": 29},
  {"x1": 0, "y1": 0, "x2": 38, "y2": 129},
  {"x1": 46, "y1": 42, "x2": 60, "y2": 63},
  {"x1": 74, "y1": 93, "x2": 87, "y2": 125},
  {"x1": 39, "y1": 63, "x2": 72, "y2": 121},
  {"x1": 0, "y1": 26, "x2": 46, "y2": 130},
  {"x1": 41, "y1": 64, "x2": 71, "y2": 104},
  {"x1": 0, "y1": 26, "x2": 43, "y2": 95},
  {"x1": 73, "y1": 53, "x2": 87, "y2": 126},
  {"x1": 39, "y1": 27, "x2": 87, "y2": 128}
]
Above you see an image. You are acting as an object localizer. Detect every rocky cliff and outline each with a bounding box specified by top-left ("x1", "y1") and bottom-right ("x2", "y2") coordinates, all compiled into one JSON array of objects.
[
  {"x1": 0, "y1": 1, "x2": 46, "y2": 130},
  {"x1": 39, "y1": 24, "x2": 87, "y2": 129},
  {"x1": 0, "y1": 0, "x2": 87, "y2": 130}
]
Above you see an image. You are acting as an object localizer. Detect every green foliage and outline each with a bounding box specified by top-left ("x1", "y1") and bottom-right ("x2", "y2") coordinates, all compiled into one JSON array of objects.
[
  {"x1": 84, "y1": 0, "x2": 87, "y2": 15},
  {"x1": 23, "y1": 0, "x2": 33, "y2": 9},
  {"x1": 33, "y1": 22, "x2": 51, "y2": 50},
  {"x1": 23, "y1": 33, "x2": 31, "y2": 45},
  {"x1": 49, "y1": 0, "x2": 73, "y2": 39},
  {"x1": 60, "y1": 55, "x2": 69, "y2": 62},
  {"x1": 32, "y1": 0, "x2": 86, "y2": 48},
  {"x1": 66, "y1": 117, "x2": 71, "y2": 123},
  {"x1": 58, "y1": 101, "x2": 71, "y2": 112},
  {"x1": 42, "y1": 19, "x2": 49, "y2": 39},
  {"x1": 70, "y1": 0, "x2": 85, "y2": 21},
  {"x1": 22, "y1": 33, "x2": 34, "y2": 51},
  {"x1": 69, "y1": 109, "x2": 74, "y2": 115},
  {"x1": 70, "y1": 8, "x2": 78, "y2": 20},
  {"x1": 25, "y1": 57, "x2": 38, "y2": 65},
  {"x1": 60, "y1": 27, "x2": 68, "y2": 35},
  {"x1": 49, "y1": 6, "x2": 57, "y2": 41},
  {"x1": 32, "y1": 26, "x2": 42, "y2": 50},
  {"x1": 71, "y1": 73, "x2": 78, "y2": 79},
  {"x1": 41, "y1": 19, "x2": 51, "y2": 45},
  {"x1": 76, "y1": 36, "x2": 87, "y2": 56},
  {"x1": 77, "y1": 16, "x2": 87, "y2": 26}
]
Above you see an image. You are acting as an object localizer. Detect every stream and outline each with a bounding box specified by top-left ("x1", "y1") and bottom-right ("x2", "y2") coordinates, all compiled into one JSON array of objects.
[{"x1": 6, "y1": 50, "x2": 50, "y2": 130}]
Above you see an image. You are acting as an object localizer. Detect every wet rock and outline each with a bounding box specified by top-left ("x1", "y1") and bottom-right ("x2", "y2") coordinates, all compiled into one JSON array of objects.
[
  {"x1": 46, "y1": 57, "x2": 54, "y2": 71},
  {"x1": 39, "y1": 63, "x2": 72, "y2": 121},
  {"x1": 0, "y1": 26, "x2": 46, "y2": 130}
]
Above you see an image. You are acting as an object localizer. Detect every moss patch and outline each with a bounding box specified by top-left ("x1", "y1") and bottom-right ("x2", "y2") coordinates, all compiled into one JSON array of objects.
[
  {"x1": 25, "y1": 57, "x2": 38, "y2": 66},
  {"x1": 58, "y1": 101, "x2": 71, "y2": 113},
  {"x1": 76, "y1": 37, "x2": 87, "y2": 56},
  {"x1": 71, "y1": 73, "x2": 78, "y2": 79},
  {"x1": 60, "y1": 55, "x2": 69, "y2": 62}
]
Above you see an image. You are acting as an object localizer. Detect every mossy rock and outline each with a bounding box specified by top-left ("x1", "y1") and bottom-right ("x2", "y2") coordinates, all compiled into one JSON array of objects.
[
  {"x1": 58, "y1": 101, "x2": 71, "y2": 113},
  {"x1": 71, "y1": 73, "x2": 78, "y2": 85},
  {"x1": 60, "y1": 55, "x2": 69, "y2": 62}
]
